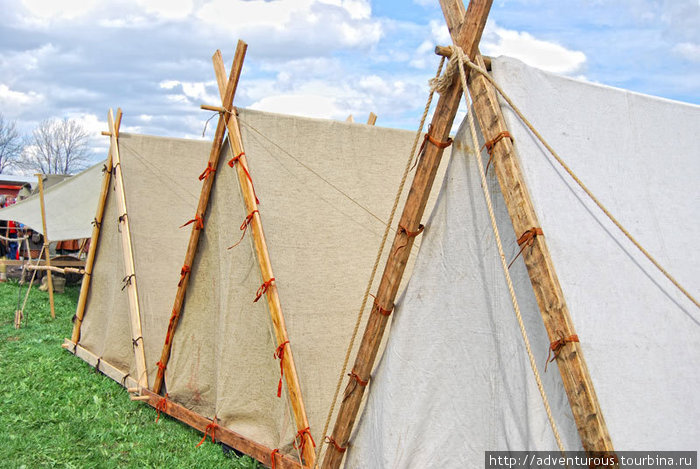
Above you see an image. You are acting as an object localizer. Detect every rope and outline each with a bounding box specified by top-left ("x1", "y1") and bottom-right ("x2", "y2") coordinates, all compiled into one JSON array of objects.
[
  {"x1": 454, "y1": 45, "x2": 567, "y2": 455},
  {"x1": 457, "y1": 50, "x2": 699, "y2": 310},
  {"x1": 315, "y1": 56, "x2": 447, "y2": 465}
]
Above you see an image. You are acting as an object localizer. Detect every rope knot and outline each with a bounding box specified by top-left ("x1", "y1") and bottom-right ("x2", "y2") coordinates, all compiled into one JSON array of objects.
[
  {"x1": 293, "y1": 427, "x2": 316, "y2": 456},
  {"x1": 178, "y1": 265, "x2": 191, "y2": 287},
  {"x1": 324, "y1": 436, "x2": 347, "y2": 454},
  {"x1": 254, "y1": 277, "x2": 275, "y2": 303},
  {"x1": 121, "y1": 274, "x2": 135, "y2": 291},
  {"x1": 347, "y1": 370, "x2": 368, "y2": 387},
  {"x1": 483, "y1": 131, "x2": 513, "y2": 175},
  {"x1": 270, "y1": 448, "x2": 280, "y2": 469},
  {"x1": 180, "y1": 214, "x2": 204, "y2": 230},
  {"x1": 394, "y1": 223, "x2": 425, "y2": 255},
  {"x1": 155, "y1": 393, "x2": 168, "y2": 423},
  {"x1": 546, "y1": 334, "x2": 579, "y2": 371},
  {"x1": 227, "y1": 210, "x2": 259, "y2": 250},
  {"x1": 198, "y1": 161, "x2": 217, "y2": 181},
  {"x1": 156, "y1": 360, "x2": 166, "y2": 373},
  {"x1": 196, "y1": 416, "x2": 219, "y2": 447},
  {"x1": 228, "y1": 151, "x2": 260, "y2": 204},
  {"x1": 508, "y1": 227, "x2": 544, "y2": 269},
  {"x1": 273, "y1": 340, "x2": 290, "y2": 398}
]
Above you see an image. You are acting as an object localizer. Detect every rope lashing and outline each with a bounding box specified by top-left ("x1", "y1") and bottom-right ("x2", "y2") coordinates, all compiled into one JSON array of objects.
[
  {"x1": 343, "y1": 369, "x2": 370, "y2": 402},
  {"x1": 324, "y1": 436, "x2": 347, "y2": 454},
  {"x1": 198, "y1": 161, "x2": 217, "y2": 181},
  {"x1": 178, "y1": 265, "x2": 191, "y2": 287},
  {"x1": 347, "y1": 370, "x2": 368, "y2": 387},
  {"x1": 131, "y1": 336, "x2": 143, "y2": 348},
  {"x1": 270, "y1": 449, "x2": 280, "y2": 469},
  {"x1": 482, "y1": 131, "x2": 513, "y2": 175},
  {"x1": 156, "y1": 360, "x2": 167, "y2": 374},
  {"x1": 91, "y1": 218, "x2": 101, "y2": 228},
  {"x1": 412, "y1": 124, "x2": 453, "y2": 170},
  {"x1": 394, "y1": 222, "x2": 425, "y2": 255},
  {"x1": 293, "y1": 427, "x2": 316, "y2": 457},
  {"x1": 546, "y1": 335, "x2": 579, "y2": 372},
  {"x1": 164, "y1": 308, "x2": 178, "y2": 345},
  {"x1": 373, "y1": 296, "x2": 393, "y2": 317},
  {"x1": 196, "y1": 416, "x2": 219, "y2": 447},
  {"x1": 102, "y1": 164, "x2": 112, "y2": 174},
  {"x1": 155, "y1": 393, "x2": 169, "y2": 423},
  {"x1": 228, "y1": 210, "x2": 259, "y2": 250},
  {"x1": 273, "y1": 340, "x2": 290, "y2": 398},
  {"x1": 254, "y1": 277, "x2": 275, "y2": 303},
  {"x1": 228, "y1": 152, "x2": 260, "y2": 204},
  {"x1": 180, "y1": 214, "x2": 204, "y2": 230},
  {"x1": 121, "y1": 274, "x2": 135, "y2": 291},
  {"x1": 508, "y1": 227, "x2": 544, "y2": 269}
]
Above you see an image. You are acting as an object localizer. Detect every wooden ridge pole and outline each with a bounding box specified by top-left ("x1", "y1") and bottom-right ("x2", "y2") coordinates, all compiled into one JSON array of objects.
[
  {"x1": 152, "y1": 41, "x2": 247, "y2": 395},
  {"x1": 452, "y1": 16, "x2": 616, "y2": 459},
  {"x1": 70, "y1": 110, "x2": 118, "y2": 343},
  {"x1": 320, "y1": 2, "x2": 492, "y2": 468},
  {"x1": 212, "y1": 54, "x2": 316, "y2": 468},
  {"x1": 108, "y1": 108, "x2": 149, "y2": 391},
  {"x1": 36, "y1": 174, "x2": 55, "y2": 319}
]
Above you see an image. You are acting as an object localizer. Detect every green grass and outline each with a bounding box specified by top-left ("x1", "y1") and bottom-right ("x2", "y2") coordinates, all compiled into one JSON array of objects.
[{"x1": 0, "y1": 280, "x2": 261, "y2": 468}]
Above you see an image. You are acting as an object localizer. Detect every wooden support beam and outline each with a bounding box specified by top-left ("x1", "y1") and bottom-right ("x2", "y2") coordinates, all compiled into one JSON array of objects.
[
  {"x1": 72, "y1": 111, "x2": 117, "y2": 343},
  {"x1": 212, "y1": 50, "x2": 316, "y2": 469},
  {"x1": 366, "y1": 112, "x2": 377, "y2": 126},
  {"x1": 63, "y1": 339, "x2": 139, "y2": 389},
  {"x1": 435, "y1": 45, "x2": 491, "y2": 70},
  {"x1": 36, "y1": 174, "x2": 55, "y2": 319},
  {"x1": 152, "y1": 41, "x2": 247, "y2": 394},
  {"x1": 107, "y1": 108, "x2": 149, "y2": 391},
  {"x1": 320, "y1": 2, "x2": 493, "y2": 468},
  {"x1": 462, "y1": 45, "x2": 616, "y2": 461}
]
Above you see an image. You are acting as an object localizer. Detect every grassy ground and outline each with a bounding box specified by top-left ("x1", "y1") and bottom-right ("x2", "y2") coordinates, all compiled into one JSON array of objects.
[{"x1": 0, "y1": 280, "x2": 260, "y2": 468}]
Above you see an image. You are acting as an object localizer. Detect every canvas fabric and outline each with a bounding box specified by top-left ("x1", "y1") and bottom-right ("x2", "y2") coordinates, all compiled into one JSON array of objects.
[
  {"x1": 0, "y1": 162, "x2": 104, "y2": 240},
  {"x1": 346, "y1": 57, "x2": 700, "y2": 467},
  {"x1": 167, "y1": 108, "x2": 438, "y2": 455}
]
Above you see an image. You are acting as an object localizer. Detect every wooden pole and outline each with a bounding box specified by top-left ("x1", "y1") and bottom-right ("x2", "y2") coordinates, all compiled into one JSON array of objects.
[
  {"x1": 457, "y1": 39, "x2": 616, "y2": 461},
  {"x1": 320, "y1": 2, "x2": 492, "y2": 468},
  {"x1": 70, "y1": 110, "x2": 117, "y2": 344},
  {"x1": 36, "y1": 174, "x2": 55, "y2": 319},
  {"x1": 107, "y1": 108, "x2": 149, "y2": 391},
  {"x1": 212, "y1": 58, "x2": 316, "y2": 468},
  {"x1": 152, "y1": 41, "x2": 248, "y2": 394},
  {"x1": 366, "y1": 113, "x2": 377, "y2": 126}
]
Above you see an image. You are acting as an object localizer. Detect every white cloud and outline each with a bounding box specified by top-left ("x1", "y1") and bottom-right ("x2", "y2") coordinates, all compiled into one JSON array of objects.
[
  {"x1": 158, "y1": 80, "x2": 218, "y2": 104},
  {"x1": 134, "y1": 0, "x2": 193, "y2": 20},
  {"x1": 673, "y1": 42, "x2": 700, "y2": 63},
  {"x1": 0, "y1": 84, "x2": 43, "y2": 108},
  {"x1": 482, "y1": 25, "x2": 587, "y2": 75},
  {"x1": 250, "y1": 94, "x2": 342, "y2": 120},
  {"x1": 21, "y1": 0, "x2": 98, "y2": 20}
]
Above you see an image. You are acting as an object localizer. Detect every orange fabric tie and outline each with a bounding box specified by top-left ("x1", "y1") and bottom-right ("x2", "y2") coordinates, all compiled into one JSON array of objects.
[
  {"x1": 325, "y1": 436, "x2": 347, "y2": 454},
  {"x1": 546, "y1": 334, "x2": 579, "y2": 372},
  {"x1": 273, "y1": 340, "x2": 290, "y2": 398},
  {"x1": 373, "y1": 296, "x2": 393, "y2": 317},
  {"x1": 270, "y1": 448, "x2": 280, "y2": 469},
  {"x1": 198, "y1": 162, "x2": 217, "y2": 181},
  {"x1": 180, "y1": 214, "x2": 204, "y2": 230},
  {"x1": 156, "y1": 360, "x2": 166, "y2": 373},
  {"x1": 293, "y1": 427, "x2": 316, "y2": 458},
  {"x1": 196, "y1": 416, "x2": 219, "y2": 447},
  {"x1": 413, "y1": 124, "x2": 453, "y2": 170},
  {"x1": 228, "y1": 152, "x2": 260, "y2": 204},
  {"x1": 254, "y1": 277, "x2": 275, "y2": 303},
  {"x1": 178, "y1": 265, "x2": 191, "y2": 287},
  {"x1": 155, "y1": 393, "x2": 168, "y2": 423},
  {"x1": 394, "y1": 223, "x2": 425, "y2": 255},
  {"x1": 227, "y1": 210, "x2": 259, "y2": 250},
  {"x1": 165, "y1": 308, "x2": 178, "y2": 345},
  {"x1": 508, "y1": 227, "x2": 544, "y2": 269},
  {"x1": 482, "y1": 131, "x2": 513, "y2": 175},
  {"x1": 347, "y1": 370, "x2": 368, "y2": 387}
]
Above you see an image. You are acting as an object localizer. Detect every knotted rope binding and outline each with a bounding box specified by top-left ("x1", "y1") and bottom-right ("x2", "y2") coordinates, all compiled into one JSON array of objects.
[
  {"x1": 178, "y1": 265, "x2": 191, "y2": 287},
  {"x1": 198, "y1": 162, "x2": 217, "y2": 181},
  {"x1": 164, "y1": 308, "x2": 178, "y2": 345},
  {"x1": 273, "y1": 340, "x2": 290, "y2": 398},
  {"x1": 228, "y1": 152, "x2": 260, "y2": 204},
  {"x1": 270, "y1": 448, "x2": 280, "y2": 469},
  {"x1": 293, "y1": 427, "x2": 315, "y2": 458},
  {"x1": 324, "y1": 436, "x2": 347, "y2": 454},
  {"x1": 131, "y1": 336, "x2": 143, "y2": 348},
  {"x1": 394, "y1": 222, "x2": 425, "y2": 255},
  {"x1": 121, "y1": 274, "x2": 135, "y2": 291},
  {"x1": 155, "y1": 393, "x2": 168, "y2": 423},
  {"x1": 196, "y1": 416, "x2": 219, "y2": 447},
  {"x1": 482, "y1": 131, "x2": 513, "y2": 175},
  {"x1": 91, "y1": 218, "x2": 101, "y2": 228},
  {"x1": 347, "y1": 370, "x2": 368, "y2": 387},
  {"x1": 508, "y1": 227, "x2": 543, "y2": 269},
  {"x1": 180, "y1": 214, "x2": 204, "y2": 230},
  {"x1": 228, "y1": 210, "x2": 259, "y2": 250},
  {"x1": 254, "y1": 277, "x2": 275, "y2": 303},
  {"x1": 412, "y1": 124, "x2": 453, "y2": 170},
  {"x1": 546, "y1": 334, "x2": 579, "y2": 372},
  {"x1": 156, "y1": 360, "x2": 167, "y2": 374}
]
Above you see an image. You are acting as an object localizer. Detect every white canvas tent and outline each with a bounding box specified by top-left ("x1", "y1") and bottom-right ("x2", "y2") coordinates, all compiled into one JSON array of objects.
[
  {"x1": 344, "y1": 56, "x2": 700, "y2": 467},
  {"x1": 0, "y1": 162, "x2": 104, "y2": 241}
]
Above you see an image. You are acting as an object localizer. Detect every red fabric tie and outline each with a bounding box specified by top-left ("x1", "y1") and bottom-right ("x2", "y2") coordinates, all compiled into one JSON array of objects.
[
  {"x1": 293, "y1": 427, "x2": 316, "y2": 458},
  {"x1": 270, "y1": 448, "x2": 280, "y2": 469},
  {"x1": 198, "y1": 162, "x2": 216, "y2": 181},
  {"x1": 228, "y1": 152, "x2": 260, "y2": 204},
  {"x1": 274, "y1": 340, "x2": 290, "y2": 398},
  {"x1": 546, "y1": 334, "x2": 579, "y2": 372},
  {"x1": 165, "y1": 308, "x2": 178, "y2": 345},
  {"x1": 178, "y1": 265, "x2": 191, "y2": 287},
  {"x1": 254, "y1": 277, "x2": 275, "y2": 303},
  {"x1": 155, "y1": 393, "x2": 168, "y2": 423},
  {"x1": 227, "y1": 210, "x2": 259, "y2": 250},
  {"x1": 196, "y1": 416, "x2": 219, "y2": 447},
  {"x1": 180, "y1": 214, "x2": 204, "y2": 230}
]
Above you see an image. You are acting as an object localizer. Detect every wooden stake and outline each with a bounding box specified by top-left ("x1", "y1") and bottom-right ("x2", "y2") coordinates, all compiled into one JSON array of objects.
[
  {"x1": 152, "y1": 42, "x2": 248, "y2": 394},
  {"x1": 71, "y1": 111, "x2": 117, "y2": 343},
  {"x1": 36, "y1": 174, "x2": 55, "y2": 319},
  {"x1": 107, "y1": 108, "x2": 148, "y2": 391},
  {"x1": 461, "y1": 44, "x2": 616, "y2": 460},
  {"x1": 320, "y1": 2, "x2": 493, "y2": 468},
  {"x1": 366, "y1": 112, "x2": 377, "y2": 126},
  {"x1": 212, "y1": 50, "x2": 316, "y2": 469}
]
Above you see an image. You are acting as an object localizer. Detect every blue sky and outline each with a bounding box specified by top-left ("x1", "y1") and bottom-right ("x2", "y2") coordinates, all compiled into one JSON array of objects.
[{"x1": 0, "y1": 0, "x2": 698, "y2": 166}]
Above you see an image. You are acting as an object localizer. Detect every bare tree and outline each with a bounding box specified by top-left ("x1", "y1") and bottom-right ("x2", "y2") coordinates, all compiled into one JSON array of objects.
[
  {"x1": 0, "y1": 114, "x2": 23, "y2": 174},
  {"x1": 23, "y1": 118, "x2": 91, "y2": 174}
]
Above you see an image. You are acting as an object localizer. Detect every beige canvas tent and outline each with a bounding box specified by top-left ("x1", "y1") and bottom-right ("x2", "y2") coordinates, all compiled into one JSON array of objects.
[{"x1": 64, "y1": 1, "x2": 698, "y2": 468}]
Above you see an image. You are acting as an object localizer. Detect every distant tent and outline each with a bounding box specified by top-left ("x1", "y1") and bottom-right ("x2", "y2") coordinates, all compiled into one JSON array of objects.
[
  {"x1": 0, "y1": 163, "x2": 104, "y2": 241},
  {"x1": 344, "y1": 57, "x2": 700, "y2": 466}
]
